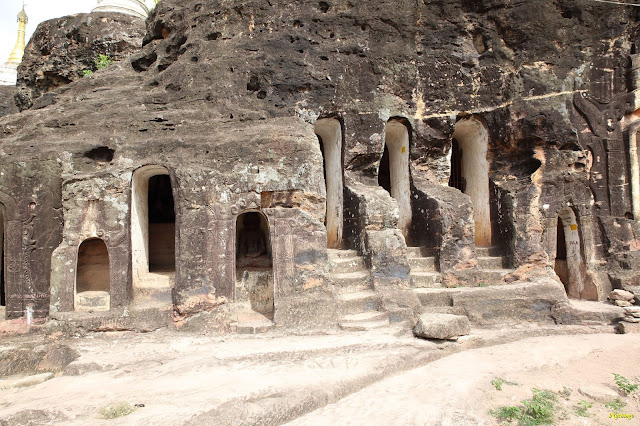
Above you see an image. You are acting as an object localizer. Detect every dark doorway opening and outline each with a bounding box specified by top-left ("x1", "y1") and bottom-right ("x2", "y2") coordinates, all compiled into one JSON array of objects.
[
  {"x1": 378, "y1": 144, "x2": 391, "y2": 194},
  {"x1": 554, "y1": 217, "x2": 569, "y2": 291},
  {"x1": 448, "y1": 138, "x2": 464, "y2": 192},
  {"x1": 148, "y1": 175, "x2": 175, "y2": 272}
]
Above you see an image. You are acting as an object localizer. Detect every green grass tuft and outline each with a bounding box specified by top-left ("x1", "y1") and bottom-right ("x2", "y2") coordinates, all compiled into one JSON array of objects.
[{"x1": 98, "y1": 401, "x2": 136, "y2": 419}]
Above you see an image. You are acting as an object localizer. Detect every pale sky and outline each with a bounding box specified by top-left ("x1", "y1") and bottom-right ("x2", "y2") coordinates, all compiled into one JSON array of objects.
[{"x1": 1, "y1": 0, "x2": 156, "y2": 64}]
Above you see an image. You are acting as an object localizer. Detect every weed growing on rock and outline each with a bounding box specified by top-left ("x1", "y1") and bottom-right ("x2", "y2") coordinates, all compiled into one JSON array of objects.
[
  {"x1": 490, "y1": 388, "x2": 557, "y2": 425},
  {"x1": 613, "y1": 374, "x2": 638, "y2": 395},
  {"x1": 491, "y1": 377, "x2": 518, "y2": 391},
  {"x1": 574, "y1": 400, "x2": 592, "y2": 417},
  {"x1": 605, "y1": 398, "x2": 627, "y2": 412},
  {"x1": 98, "y1": 402, "x2": 136, "y2": 419},
  {"x1": 82, "y1": 54, "x2": 114, "y2": 77}
]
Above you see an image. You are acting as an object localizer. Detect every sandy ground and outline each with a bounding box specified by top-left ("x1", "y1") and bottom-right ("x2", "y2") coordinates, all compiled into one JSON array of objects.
[{"x1": 0, "y1": 326, "x2": 639, "y2": 425}]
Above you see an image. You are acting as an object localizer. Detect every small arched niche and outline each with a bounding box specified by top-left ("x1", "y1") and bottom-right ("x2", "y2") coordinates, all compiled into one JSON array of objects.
[
  {"x1": 235, "y1": 211, "x2": 274, "y2": 318},
  {"x1": 379, "y1": 118, "x2": 412, "y2": 239},
  {"x1": 75, "y1": 238, "x2": 110, "y2": 311},
  {"x1": 554, "y1": 206, "x2": 595, "y2": 300},
  {"x1": 450, "y1": 117, "x2": 492, "y2": 247},
  {"x1": 314, "y1": 117, "x2": 344, "y2": 249},
  {"x1": 131, "y1": 165, "x2": 176, "y2": 288}
]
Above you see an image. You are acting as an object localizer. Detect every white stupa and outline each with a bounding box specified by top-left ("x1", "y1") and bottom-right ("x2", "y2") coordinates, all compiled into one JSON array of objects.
[
  {"x1": 0, "y1": 5, "x2": 28, "y2": 86},
  {"x1": 92, "y1": 0, "x2": 149, "y2": 19}
]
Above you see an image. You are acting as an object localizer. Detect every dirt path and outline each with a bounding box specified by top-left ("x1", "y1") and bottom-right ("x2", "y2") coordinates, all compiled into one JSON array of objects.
[
  {"x1": 288, "y1": 333, "x2": 640, "y2": 426},
  {"x1": 1, "y1": 328, "x2": 639, "y2": 425}
]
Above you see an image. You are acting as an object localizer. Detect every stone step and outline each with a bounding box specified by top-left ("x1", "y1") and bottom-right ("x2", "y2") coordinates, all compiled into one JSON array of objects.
[
  {"x1": 135, "y1": 272, "x2": 175, "y2": 290},
  {"x1": 235, "y1": 310, "x2": 274, "y2": 334},
  {"x1": 475, "y1": 269, "x2": 514, "y2": 283},
  {"x1": 133, "y1": 288, "x2": 173, "y2": 307},
  {"x1": 413, "y1": 288, "x2": 454, "y2": 307},
  {"x1": 328, "y1": 256, "x2": 366, "y2": 273},
  {"x1": 327, "y1": 249, "x2": 360, "y2": 259},
  {"x1": 331, "y1": 270, "x2": 371, "y2": 288},
  {"x1": 476, "y1": 246, "x2": 502, "y2": 257},
  {"x1": 405, "y1": 246, "x2": 437, "y2": 257},
  {"x1": 339, "y1": 311, "x2": 389, "y2": 331},
  {"x1": 338, "y1": 289, "x2": 382, "y2": 314},
  {"x1": 408, "y1": 256, "x2": 438, "y2": 272},
  {"x1": 411, "y1": 271, "x2": 444, "y2": 288},
  {"x1": 75, "y1": 291, "x2": 110, "y2": 311},
  {"x1": 477, "y1": 256, "x2": 504, "y2": 270}
]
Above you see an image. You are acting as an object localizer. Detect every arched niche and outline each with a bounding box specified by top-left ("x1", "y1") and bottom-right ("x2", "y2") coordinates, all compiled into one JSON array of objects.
[
  {"x1": 75, "y1": 238, "x2": 110, "y2": 311},
  {"x1": 379, "y1": 118, "x2": 412, "y2": 239},
  {"x1": 450, "y1": 117, "x2": 492, "y2": 247},
  {"x1": 315, "y1": 118, "x2": 344, "y2": 249},
  {"x1": 131, "y1": 165, "x2": 176, "y2": 287},
  {"x1": 235, "y1": 210, "x2": 274, "y2": 318},
  {"x1": 554, "y1": 206, "x2": 594, "y2": 300}
]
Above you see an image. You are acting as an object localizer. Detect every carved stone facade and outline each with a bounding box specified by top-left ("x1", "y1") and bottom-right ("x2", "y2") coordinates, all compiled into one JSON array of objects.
[{"x1": 1, "y1": 0, "x2": 640, "y2": 330}]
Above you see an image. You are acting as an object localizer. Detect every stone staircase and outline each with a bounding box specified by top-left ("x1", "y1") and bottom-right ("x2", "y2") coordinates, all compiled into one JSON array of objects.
[
  {"x1": 327, "y1": 249, "x2": 389, "y2": 331},
  {"x1": 475, "y1": 246, "x2": 514, "y2": 283},
  {"x1": 132, "y1": 271, "x2": 174, "y2": 309},
  {"x1": 407, "y1": 246, "x2": 442, "y2": 288}
]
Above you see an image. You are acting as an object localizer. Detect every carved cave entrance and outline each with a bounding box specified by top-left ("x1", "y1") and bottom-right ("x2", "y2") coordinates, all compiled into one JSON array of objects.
[
  {"x1": 235, "y1": 211, "x2": 274, "y2": 319},
  {"x1": 131, "y1": 166, "x2": 176, "y2": 292},
  {"x1": 75, "y1": 238, "x2": 110, "y2": 311},
  {"x1": 378, "y1": 119, "x2": 412, "y2": 240},
  {"x1": 315, "y1": 118, "x2": 344, "y2": 249},
  {"x1": 450, "y1": 118, "x2": 492, "y2": 247},
  {"x1": 553, "y1": 207, "x2": 593, "y2": 300}
]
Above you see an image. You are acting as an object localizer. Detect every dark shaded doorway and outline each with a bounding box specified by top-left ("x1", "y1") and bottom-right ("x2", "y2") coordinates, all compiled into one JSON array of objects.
[
  {"x1": 448, "y1": 138, "x2": 464, "y2": 192},
  {"x1": 378, "y1": 144, "x2": 391, "y2": 194},
  {"x1": 148, "y1": 174, "x2": 175, "y2": 272}
]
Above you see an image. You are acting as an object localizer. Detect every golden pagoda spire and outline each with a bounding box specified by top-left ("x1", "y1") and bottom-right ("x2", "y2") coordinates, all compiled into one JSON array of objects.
[{"x1": 8, "y1": 3, "x2": 28, "y2": 64}]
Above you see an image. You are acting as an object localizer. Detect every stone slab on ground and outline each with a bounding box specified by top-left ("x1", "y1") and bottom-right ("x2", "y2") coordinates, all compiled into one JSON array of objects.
[
  {"x1": 552, "y1": 300, "x2": 626, "y2": 325},
  {"x1": 413, "y1": 313, "x2": 470, "y2": 340},
  {"x1": 0, "y1": 372, "x2": 54, "y2": 390},
  {"x1": 618, "y1": 322, "x2": 640, "y2": 333},
  {"x1": 578, "y1": 385, "x2": 619, "y2": 403},
  {"x1": 609, "y1": 289, "x2": 635, "y2": 301}
]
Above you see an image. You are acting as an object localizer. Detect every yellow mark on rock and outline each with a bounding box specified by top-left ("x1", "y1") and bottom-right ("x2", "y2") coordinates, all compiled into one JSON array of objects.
[
  {"x1": 401, "y1": 146, "x2": 406, "y2": 153},
  {"x1": 570, "y1": 224, "x2": 578, "y2": 231}
]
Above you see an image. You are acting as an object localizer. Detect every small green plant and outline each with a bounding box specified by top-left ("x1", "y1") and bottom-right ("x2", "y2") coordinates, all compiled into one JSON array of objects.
[
  {"x1": 613, "y1": 373, "x2": 638, "y2": 395},
  {"x1": 490, "y1": 388, "x2": 557, "y2": 425},
  {"x1": 491, "y1": 405, "x2": 521, "y2": 422},
  {"x1": 95, "y1": 54, "x2": 114, "y2": 69},
  {"x1": 574, "y1": 400, "x2": 592, "y2": 417},
  {"x1": 605, "y1": 398, "x2": 627, "y2": 412},
  {"x1": 98, "y1": 401, "x2": 136, "y2": 419},
  {"x1": 82, "y1": 54, "x2": 114, "y2": 77},
  {"x1": 491, "y1": 377, "x2": 518, "y2": 391}
]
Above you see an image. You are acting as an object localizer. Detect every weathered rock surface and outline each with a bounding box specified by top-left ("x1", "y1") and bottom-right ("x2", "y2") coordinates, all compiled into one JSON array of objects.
[
  {"x1": 0, "y1": 86, "x2": 19, "y2": 117},
  {"x1": 618, "y1": 321, "x2": 640, "y2": 333},
  {"x1": 610, "y1": 289, "x2": 635, "y2": 301},
  {"x1": 15, "y1": 12, "x2": 145, "y2": 111},
  {"x1": 0, "y1": 344, "x2": 78, "y2": 376},
  {"x1": 0, "y1": 372, "x2": 54, "y2": 390},
  {"x1": 413, "y1": 313, "x2": 471, "y2": 340},
  {"x1": 0, "y1": 0, "x2": 639, "y2": 329},
  {"x1": 578, "y1": 385, "x2": 620, "y2": 403}
]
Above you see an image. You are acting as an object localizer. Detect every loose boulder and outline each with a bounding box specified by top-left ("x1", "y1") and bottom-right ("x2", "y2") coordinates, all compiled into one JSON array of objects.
[{"x1": 413, "y1": 313, "x2": 470, "y2": 340}]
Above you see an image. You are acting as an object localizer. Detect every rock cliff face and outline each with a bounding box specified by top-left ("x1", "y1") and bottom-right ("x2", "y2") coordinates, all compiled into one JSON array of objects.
[
  {"x1": 15, "y1": 12, "x2": 145, "y2": 111},
  {"x1": 0, "y1": 87, "x2": 19, "y2": 117},
  {"x1": 0, "y1": 0, "x2": 639, "y2": 329}
]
